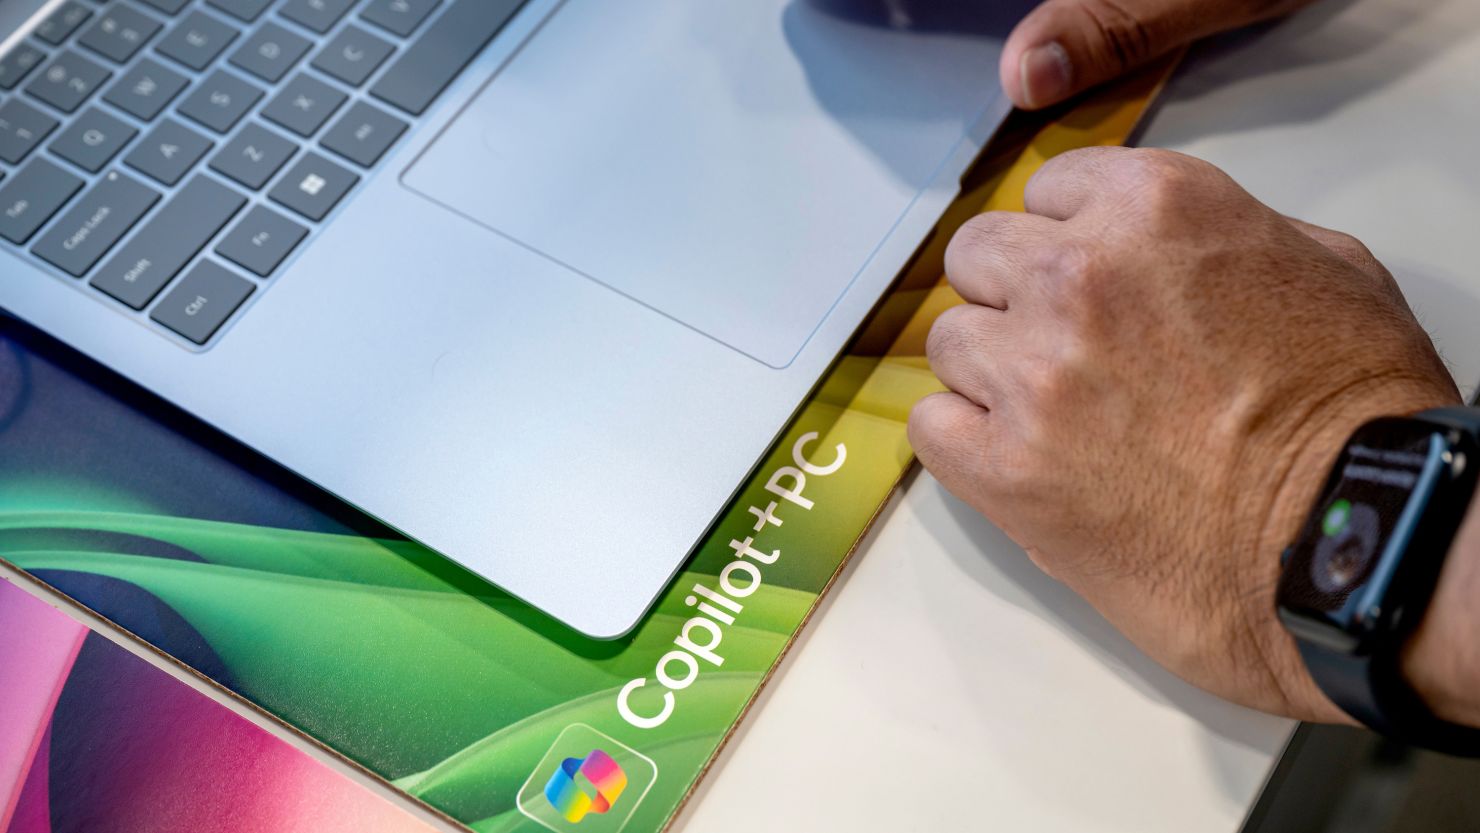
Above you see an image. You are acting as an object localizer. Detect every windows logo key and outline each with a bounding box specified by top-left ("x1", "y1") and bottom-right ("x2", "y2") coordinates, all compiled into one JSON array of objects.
[{"x1": 517, "y1": 724, "x2": 657, "y2": 832}]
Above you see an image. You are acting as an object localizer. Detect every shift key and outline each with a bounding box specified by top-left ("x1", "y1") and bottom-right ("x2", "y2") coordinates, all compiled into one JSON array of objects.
[
  {"x1": 34, "y1": 171, "x2": 160, "y2": 277},
  {"x1": 92, "y1": 176, "x2": 245, "y2": 309}
]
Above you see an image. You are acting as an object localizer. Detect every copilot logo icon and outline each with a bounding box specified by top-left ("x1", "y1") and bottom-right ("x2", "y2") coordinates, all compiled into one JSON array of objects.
[
  {"x1": 544, "y1": 749, "x2": 628, "y2": 823},
  {"x1": 517, "y1": 724, "x2": 657, "y2": 832}
]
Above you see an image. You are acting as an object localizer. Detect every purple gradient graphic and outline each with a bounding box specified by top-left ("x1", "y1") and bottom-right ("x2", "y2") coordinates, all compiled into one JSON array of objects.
[
  {"x1": 0, "y1": 579, "x2": 441, "y2": 833},
  {"x1": 0, "y1": 584, "x2": 84, "y2": 833}
]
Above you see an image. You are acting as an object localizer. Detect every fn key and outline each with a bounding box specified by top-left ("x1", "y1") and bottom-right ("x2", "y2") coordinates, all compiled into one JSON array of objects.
[{"x1": 151, "y1": 261, "x2": 255, "y2": 344}]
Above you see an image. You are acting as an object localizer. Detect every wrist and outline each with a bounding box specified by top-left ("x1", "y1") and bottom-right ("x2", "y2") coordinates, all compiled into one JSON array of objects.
[
  {"x1": 1246, "y1": 374, "x2": 1461, "y2": 724},
  {"x1": 1402, "y1": 501, "x2": 1480, "y2": 728}
]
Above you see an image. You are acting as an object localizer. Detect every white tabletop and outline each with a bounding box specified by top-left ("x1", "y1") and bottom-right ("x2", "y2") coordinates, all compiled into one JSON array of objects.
[{"x1": 675, "y1": 0, "x2": 1480, "y2": 829}]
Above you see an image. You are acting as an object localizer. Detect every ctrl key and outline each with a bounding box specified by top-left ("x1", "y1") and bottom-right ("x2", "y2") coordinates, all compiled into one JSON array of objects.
[{"x1": 151, "y1": 260, "x2": 254, "y2": 344}]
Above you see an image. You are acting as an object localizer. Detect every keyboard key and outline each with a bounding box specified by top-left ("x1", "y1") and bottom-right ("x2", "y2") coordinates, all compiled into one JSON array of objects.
[
  {"x1": 177, "y1": 69, "x2": 263, "y2": 133},
  {"x1": 33, "y1": 170, "x2": 160, "y2": 276},
  {"x1": 311, "y1": 25, "x2": 393, "y2": 87},
  {"x1": 371, "y1": 0, "x2": 525, "y2": 116},
  {"x1": 156, "y1": 11, "x2": 240, "y2": 71},
  {"x1": 206, "y1": 0, "x2": 274, "y2": 23},
  {"x1": 78, "y1": 4, "x2": 163, "y2": 64},
  {"x1": 361, "y1": 0, "x2": 439, "y2": 38},
  {"x1": 229, "y1": 22, "x2": 311, "y2": 83},
  {"x1": 261, "y1": 72, "x2": 345, "y2": 137},
  {"x1": 209, "y1": 121, "x2": 296, "y2": 189},
  {"x1": 49, "y1": 107, "x2": 138, "y2": 172},
  {"x1": 216, "y1": 204, "x2": 307, "y2": 276},
  {"x1": 321, "y1": 99, "x2": 406, "y2": 167},
  {"x1": 26, "y1": 50, "x2": 112, "y2": 113},
  {"x1": 268, "y1": 151, "x2": 356, "y2": 221},
  {"x1": 125, "y1": 118, "x2": 214, "y2": 185},
  {"x1": 0, "y1": 99, "x2": 60, "y2": 164},
  {"x1": 103, "y1": 57, "x2": 189, "y2": 120},
  {"x1": 151, "y1": 260, "x2": 254, "y2": 343},
  {"x1": 281, "y1": 0, "x2": 356, "y2": 34},
  {"x1": 0, "y1": 43, "x2": 49, "y2": 90},
  {"x1": 92, "y1": 175, "x2": 245, "y2": 308},
  {"x1": 0, "y1": 159, "x2": 83, "y2": 244},
  {"x1": 138, "y1": 0, "x2": 191, "y2": 14},
  {"x1": 33, "y1": 3, "x2": 93, "y2": 47}
]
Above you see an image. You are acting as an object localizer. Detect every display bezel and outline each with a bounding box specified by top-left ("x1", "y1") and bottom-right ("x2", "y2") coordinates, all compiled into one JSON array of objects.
[{"x1": 1277, "y1": 418, "x2": 1466, "y2": 654}]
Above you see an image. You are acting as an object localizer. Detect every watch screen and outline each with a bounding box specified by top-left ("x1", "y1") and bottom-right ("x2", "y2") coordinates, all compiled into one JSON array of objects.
[{"x1": 1279, "y1": 420, "x2": 1447, "y2": 629}]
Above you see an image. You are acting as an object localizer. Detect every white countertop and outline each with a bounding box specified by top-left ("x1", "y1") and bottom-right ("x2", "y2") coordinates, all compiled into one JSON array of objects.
[{"x1": 675, "y1": 0, "x2": 1480, "y2": 829}]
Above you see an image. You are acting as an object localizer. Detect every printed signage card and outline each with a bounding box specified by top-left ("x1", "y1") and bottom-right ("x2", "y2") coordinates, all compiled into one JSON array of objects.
[{"x1": 0, "y1": 62, "x2": 1172, "y2": 833}]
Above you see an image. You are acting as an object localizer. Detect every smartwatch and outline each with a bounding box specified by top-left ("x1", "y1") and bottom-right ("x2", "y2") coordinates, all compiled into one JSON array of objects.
[{"x1": 1276, "y1": 407, "x2": 1480, "y2": 756}]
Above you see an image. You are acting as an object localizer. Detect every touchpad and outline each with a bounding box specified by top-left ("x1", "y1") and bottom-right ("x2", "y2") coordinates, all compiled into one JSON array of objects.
[{"x1": 404, "y1": 0, "x2": 1022, "y2": 368}]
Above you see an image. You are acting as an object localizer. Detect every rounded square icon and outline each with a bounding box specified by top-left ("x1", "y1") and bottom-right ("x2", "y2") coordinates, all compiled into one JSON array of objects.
[{"x1": 517, "y1": 724, "x2": 658, "y2": 832}]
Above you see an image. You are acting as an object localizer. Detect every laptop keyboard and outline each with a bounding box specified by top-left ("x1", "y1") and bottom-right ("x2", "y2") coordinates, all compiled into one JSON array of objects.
[{"x1": 0, "y1": 0, "x2": 528, "y2": 346}]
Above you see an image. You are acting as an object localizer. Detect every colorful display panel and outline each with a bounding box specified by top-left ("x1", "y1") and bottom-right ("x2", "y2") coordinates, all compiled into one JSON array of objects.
[{"x1": 0, "y1": 578, "x2": 445, "y2": 833}]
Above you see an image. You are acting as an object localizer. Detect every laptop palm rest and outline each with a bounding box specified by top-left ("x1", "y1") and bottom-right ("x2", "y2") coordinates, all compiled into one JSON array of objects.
[{"x1": 403, "y1": 0, "x2": 1023, "y2": 368}]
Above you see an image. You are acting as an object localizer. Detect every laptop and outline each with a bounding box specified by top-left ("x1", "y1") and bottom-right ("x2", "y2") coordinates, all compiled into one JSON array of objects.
[{"x1": 0, "y1": 0, "x2": 1027, "y2": 638}]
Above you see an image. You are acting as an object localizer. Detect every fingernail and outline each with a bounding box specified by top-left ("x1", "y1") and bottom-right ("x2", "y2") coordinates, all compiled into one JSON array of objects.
[{"x1": 1020, "y1": 42, "x2": 1072, "y2": 109}]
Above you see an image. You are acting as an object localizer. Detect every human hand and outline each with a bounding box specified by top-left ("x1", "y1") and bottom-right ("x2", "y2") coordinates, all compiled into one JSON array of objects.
[
  {"x1": 908, "y1": 147, "x2": 1460, "y2": 722},
  {"x1": 1002, "y1": 0, "x2": 1317, "y2": 109}
]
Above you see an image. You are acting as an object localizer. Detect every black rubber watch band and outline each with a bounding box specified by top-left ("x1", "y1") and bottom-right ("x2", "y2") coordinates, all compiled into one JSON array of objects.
[
  {"x1": 1298, "y1": 639, "x2": 1480, "y2": 756},
  {"x1": 1420, "y1": 405, "x2": 1480, "y2": 436}
]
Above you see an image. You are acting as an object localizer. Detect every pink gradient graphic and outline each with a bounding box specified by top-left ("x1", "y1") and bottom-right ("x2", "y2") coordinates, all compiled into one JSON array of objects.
[
  {"x1": 0, "y1": 582, "x2": 85, "y2": 833},
  {"x1": 0, "y1": 579, "x2": 442, "y2": 833},
  {"x1": 8, "y1": 723, "x2": 52, "y2": 833}
]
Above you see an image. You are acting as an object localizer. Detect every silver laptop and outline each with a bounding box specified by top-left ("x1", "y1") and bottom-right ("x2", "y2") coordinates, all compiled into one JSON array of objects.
[{"x1": 0, "y1": 0, "x2": 1026, "y2": 637}]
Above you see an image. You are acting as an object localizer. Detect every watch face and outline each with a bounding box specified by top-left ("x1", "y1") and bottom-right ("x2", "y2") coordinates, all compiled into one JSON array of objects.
[{"x1": 1277, "y1": 419, "x2": 1450, "y2": 647}]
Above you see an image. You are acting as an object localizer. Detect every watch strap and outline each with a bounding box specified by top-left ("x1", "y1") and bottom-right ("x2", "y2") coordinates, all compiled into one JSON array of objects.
[
  {"x1": 1418, "y1": 406, "x2": 1480, "y2": 435},
  {"x1": 1298, "y1": 639, "x2": 1480, "y2": 756}
]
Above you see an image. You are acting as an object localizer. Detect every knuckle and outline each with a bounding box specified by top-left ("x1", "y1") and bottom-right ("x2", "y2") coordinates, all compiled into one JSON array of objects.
[
  {"x1": 1031, "y1": 354, "x2": 1081, "y2": 412},
  {"x1": 1031, "y1": 147, "x2": 1108, "y2": 195},
  {"x1": 1126, "y1": 147, "x2": 1187, "y2": 175},
  {"x1": 909, "y1": 393, "x2": 1011, "y2": 491},
  {"x1": 909, "y1": 394, "x2": 1047, "y2": 506},
  {"x1": 925, "y1": 304, "x2": 982, "y2": 365},
  {"x1": 924, "y1": 312, "x2": 954, "y2": 367},
  {"x1": 1114, "y1": 150, "x2": 1230, "y2": 229},
  {"x1": 1008, "y1": 330, "x2": 1090, "y2": 418},
  {"x1": 1037, "y1": 239, "x2": 1110, "y2": 302},
  {"x1": 946, "y1": 213, "x2": 1010, "y2": 273},
  {"x1": 907, "y1": 394, "x2": 970, "y2": 464},
  {"x1": 1330, "y1": 231, "x2": 1379, "y2": 265},
  {"x1": 957, "y1": 212, "x2": 1010, "y2": 246},
  {"x1": 1125, "y1": 150, "x2": 1204, "y2": 200},
  {"x1": 1044, "y1": 238, "x2": 1098, "y2": 279}
]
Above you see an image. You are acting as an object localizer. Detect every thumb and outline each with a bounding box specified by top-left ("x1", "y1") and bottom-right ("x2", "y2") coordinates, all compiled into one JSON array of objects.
[{"x1": 1001, "y1": 0, "x2": 1290, "y2": 110}]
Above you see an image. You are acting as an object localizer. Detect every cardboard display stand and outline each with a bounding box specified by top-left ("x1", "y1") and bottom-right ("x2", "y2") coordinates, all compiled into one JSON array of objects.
[{"x1": 0, "y1": 57, "x2": 1176, "y2": 833}]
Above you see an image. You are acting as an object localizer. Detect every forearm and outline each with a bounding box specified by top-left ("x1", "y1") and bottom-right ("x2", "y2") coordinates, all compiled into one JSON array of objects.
[{"x1": 1402, "y1": 504, "x2": 1480, "y2": 728}]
